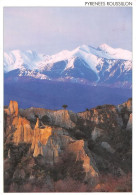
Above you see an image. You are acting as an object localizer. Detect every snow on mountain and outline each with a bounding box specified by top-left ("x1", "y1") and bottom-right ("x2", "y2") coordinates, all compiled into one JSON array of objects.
[
  {"x1": 97, "y1": 44, "x2": 132, "y2": 61},
  {"x1": 4, "y1": 44, "x2": 132, "y2": 87},
  {"x1": 18, "y1": 69, "x2": 49, "y2": 80},
  {"x1": 4, "y1": 44, "x2": 132, "y2": 72},
  {"x1": 36, "y1": 44, "x2": 131, "y2": 73},
  {"x1": 4, "y1": 50, "x2": 44, "y2": 72}
]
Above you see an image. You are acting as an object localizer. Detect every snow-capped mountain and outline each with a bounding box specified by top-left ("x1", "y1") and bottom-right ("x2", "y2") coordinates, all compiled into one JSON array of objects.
[
  {"x1": 4, "y1": 50, "x2": 44, "y2": 72},
  {"x1": 4, "y1": 44, "x2": 132, "y2": 87}
]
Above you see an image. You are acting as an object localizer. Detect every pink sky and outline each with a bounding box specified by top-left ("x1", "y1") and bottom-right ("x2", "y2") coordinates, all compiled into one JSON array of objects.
[{"x1": 4, "y1": 7, "x2": 132, "y2": 54}]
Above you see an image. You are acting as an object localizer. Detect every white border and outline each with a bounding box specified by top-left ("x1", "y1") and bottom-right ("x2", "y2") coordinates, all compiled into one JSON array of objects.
[
  {"x1": 0, "y1": 0, "x2": 135, "y2": 195},
  {"x1": 0, "y1": 0, "x2": 134, "y2": 7}
]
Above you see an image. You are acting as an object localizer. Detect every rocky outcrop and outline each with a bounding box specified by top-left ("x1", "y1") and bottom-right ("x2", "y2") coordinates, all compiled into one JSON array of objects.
[
  {"x1": 101, "y1": 142, "x2": 115, "y2": 154},
  {"x1": 31, "y1": 120, "x2": 52, "y2": 157},
  {"x1": 126, "y1": 113, "x2": 132, "y2": 131},
  {"x1": 12, "y1": 117, "x2": 32, "y2": 144},
  {"x1": 91, "y1": 127, "x2": 104, "y2": 141},
  {"x1": 4, "y1": 102, "x2": 99, "y2": 186},
  {"x1": 48, "y1": 110, "x2": 76, "y2": 129},
  {"x1": 19, "y1": 108, "x2": 76, "y2": 129},
  {"x1": 67, "y1": 140, "x2": 98, "y2": 178},
  {"x1": 117, "y1": 98, "x2": 132, "y2": 129},
  {"x1": 4, "y1": 99, "x2": 132, "y2": 192},
  {"x1": 78, "y1": 105, "x2": 123, "y2": 129},
  {"x1": 123, "y1": 98, "x2": 132, "y2": 112},
  {"x1": 5, "y1": 100, "x2": 18, "y2": 116}
]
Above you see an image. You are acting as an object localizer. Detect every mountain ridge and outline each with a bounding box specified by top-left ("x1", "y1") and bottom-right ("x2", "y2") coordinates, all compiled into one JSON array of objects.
[
  {"x1": 4, "y1": 44, "x2": 132, "y2": 111},
  {"x1": 4, "y1": 44, "x2": 132, "y2": 88},
  {"x1": 4, "y1": 78, "x2": 132, "y2": 112},
  {"x1": 4, "y1": 43, "x2": 132, "y2": 72}
]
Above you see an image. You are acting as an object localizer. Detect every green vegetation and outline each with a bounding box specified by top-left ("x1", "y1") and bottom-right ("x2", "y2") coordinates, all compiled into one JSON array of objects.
[{"x1": 62, "y1": 104, "x2": 68, "y2": 110}]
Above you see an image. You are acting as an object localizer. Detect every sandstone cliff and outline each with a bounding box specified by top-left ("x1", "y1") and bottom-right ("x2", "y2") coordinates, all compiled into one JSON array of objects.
[{"x1": 4, "y1": 99, "x2": 132, "y2": 192}]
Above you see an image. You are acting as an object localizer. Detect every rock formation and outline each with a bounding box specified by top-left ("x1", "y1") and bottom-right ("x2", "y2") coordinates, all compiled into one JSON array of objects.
[
  {"x1": 126, "y1": 113, "x2": 132, "y2": 131},
  {"x1": 4, "y1": 99, "x2": 132, "y2": 192},
  {"x1": 5, "y1": 100, "x2": 19, "y2": 116}
]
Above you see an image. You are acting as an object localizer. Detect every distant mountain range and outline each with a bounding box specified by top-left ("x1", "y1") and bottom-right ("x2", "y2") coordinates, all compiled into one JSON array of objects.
[
  {"x1": 4, "y1": 44, "x2": 132, "y2": 111},
  {"x1": 4, "y1": 44, "x2": 132, "y2": 88}
]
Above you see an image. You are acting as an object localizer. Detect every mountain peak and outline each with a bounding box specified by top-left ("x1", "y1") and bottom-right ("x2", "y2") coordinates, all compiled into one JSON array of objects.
[
  {"x1": 98, "y1": 43, "x2": 112, "y2": 51},
  {"x1": 77, "y1": 44, "x2": 91, "y2": 53},
  {"x1": 97, "y1": 43, "x2": 132, "y2": 61},
  {"x1": 4, "y1": 43, "x2": 132, "y2": 84}
]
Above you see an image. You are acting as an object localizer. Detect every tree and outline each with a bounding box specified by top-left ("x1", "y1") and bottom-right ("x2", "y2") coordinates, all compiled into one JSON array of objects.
[{"x1": 62, "y1": 105, "x2": 68, "y2": 110}]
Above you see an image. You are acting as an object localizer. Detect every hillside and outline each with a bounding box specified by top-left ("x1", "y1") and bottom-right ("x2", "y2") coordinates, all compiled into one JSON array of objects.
[{"x1": 4, "y1": 99, "x2": 132, "y2": 192}]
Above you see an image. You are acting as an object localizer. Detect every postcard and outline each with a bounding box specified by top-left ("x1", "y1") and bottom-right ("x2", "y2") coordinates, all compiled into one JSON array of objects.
[{"x1": 1, "y1": 0, "x2": 134, "y2": 193}]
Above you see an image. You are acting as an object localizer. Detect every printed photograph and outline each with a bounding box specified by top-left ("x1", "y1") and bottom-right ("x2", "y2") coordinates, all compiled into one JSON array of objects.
[{"x1": 4, "y1": 7, "x2": 132, "y2": 192}]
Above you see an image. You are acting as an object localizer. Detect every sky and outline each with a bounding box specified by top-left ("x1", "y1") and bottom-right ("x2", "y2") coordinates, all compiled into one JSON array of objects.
[{"x1": 4, "y1": 7, "x2": 132, "y2": 55}]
